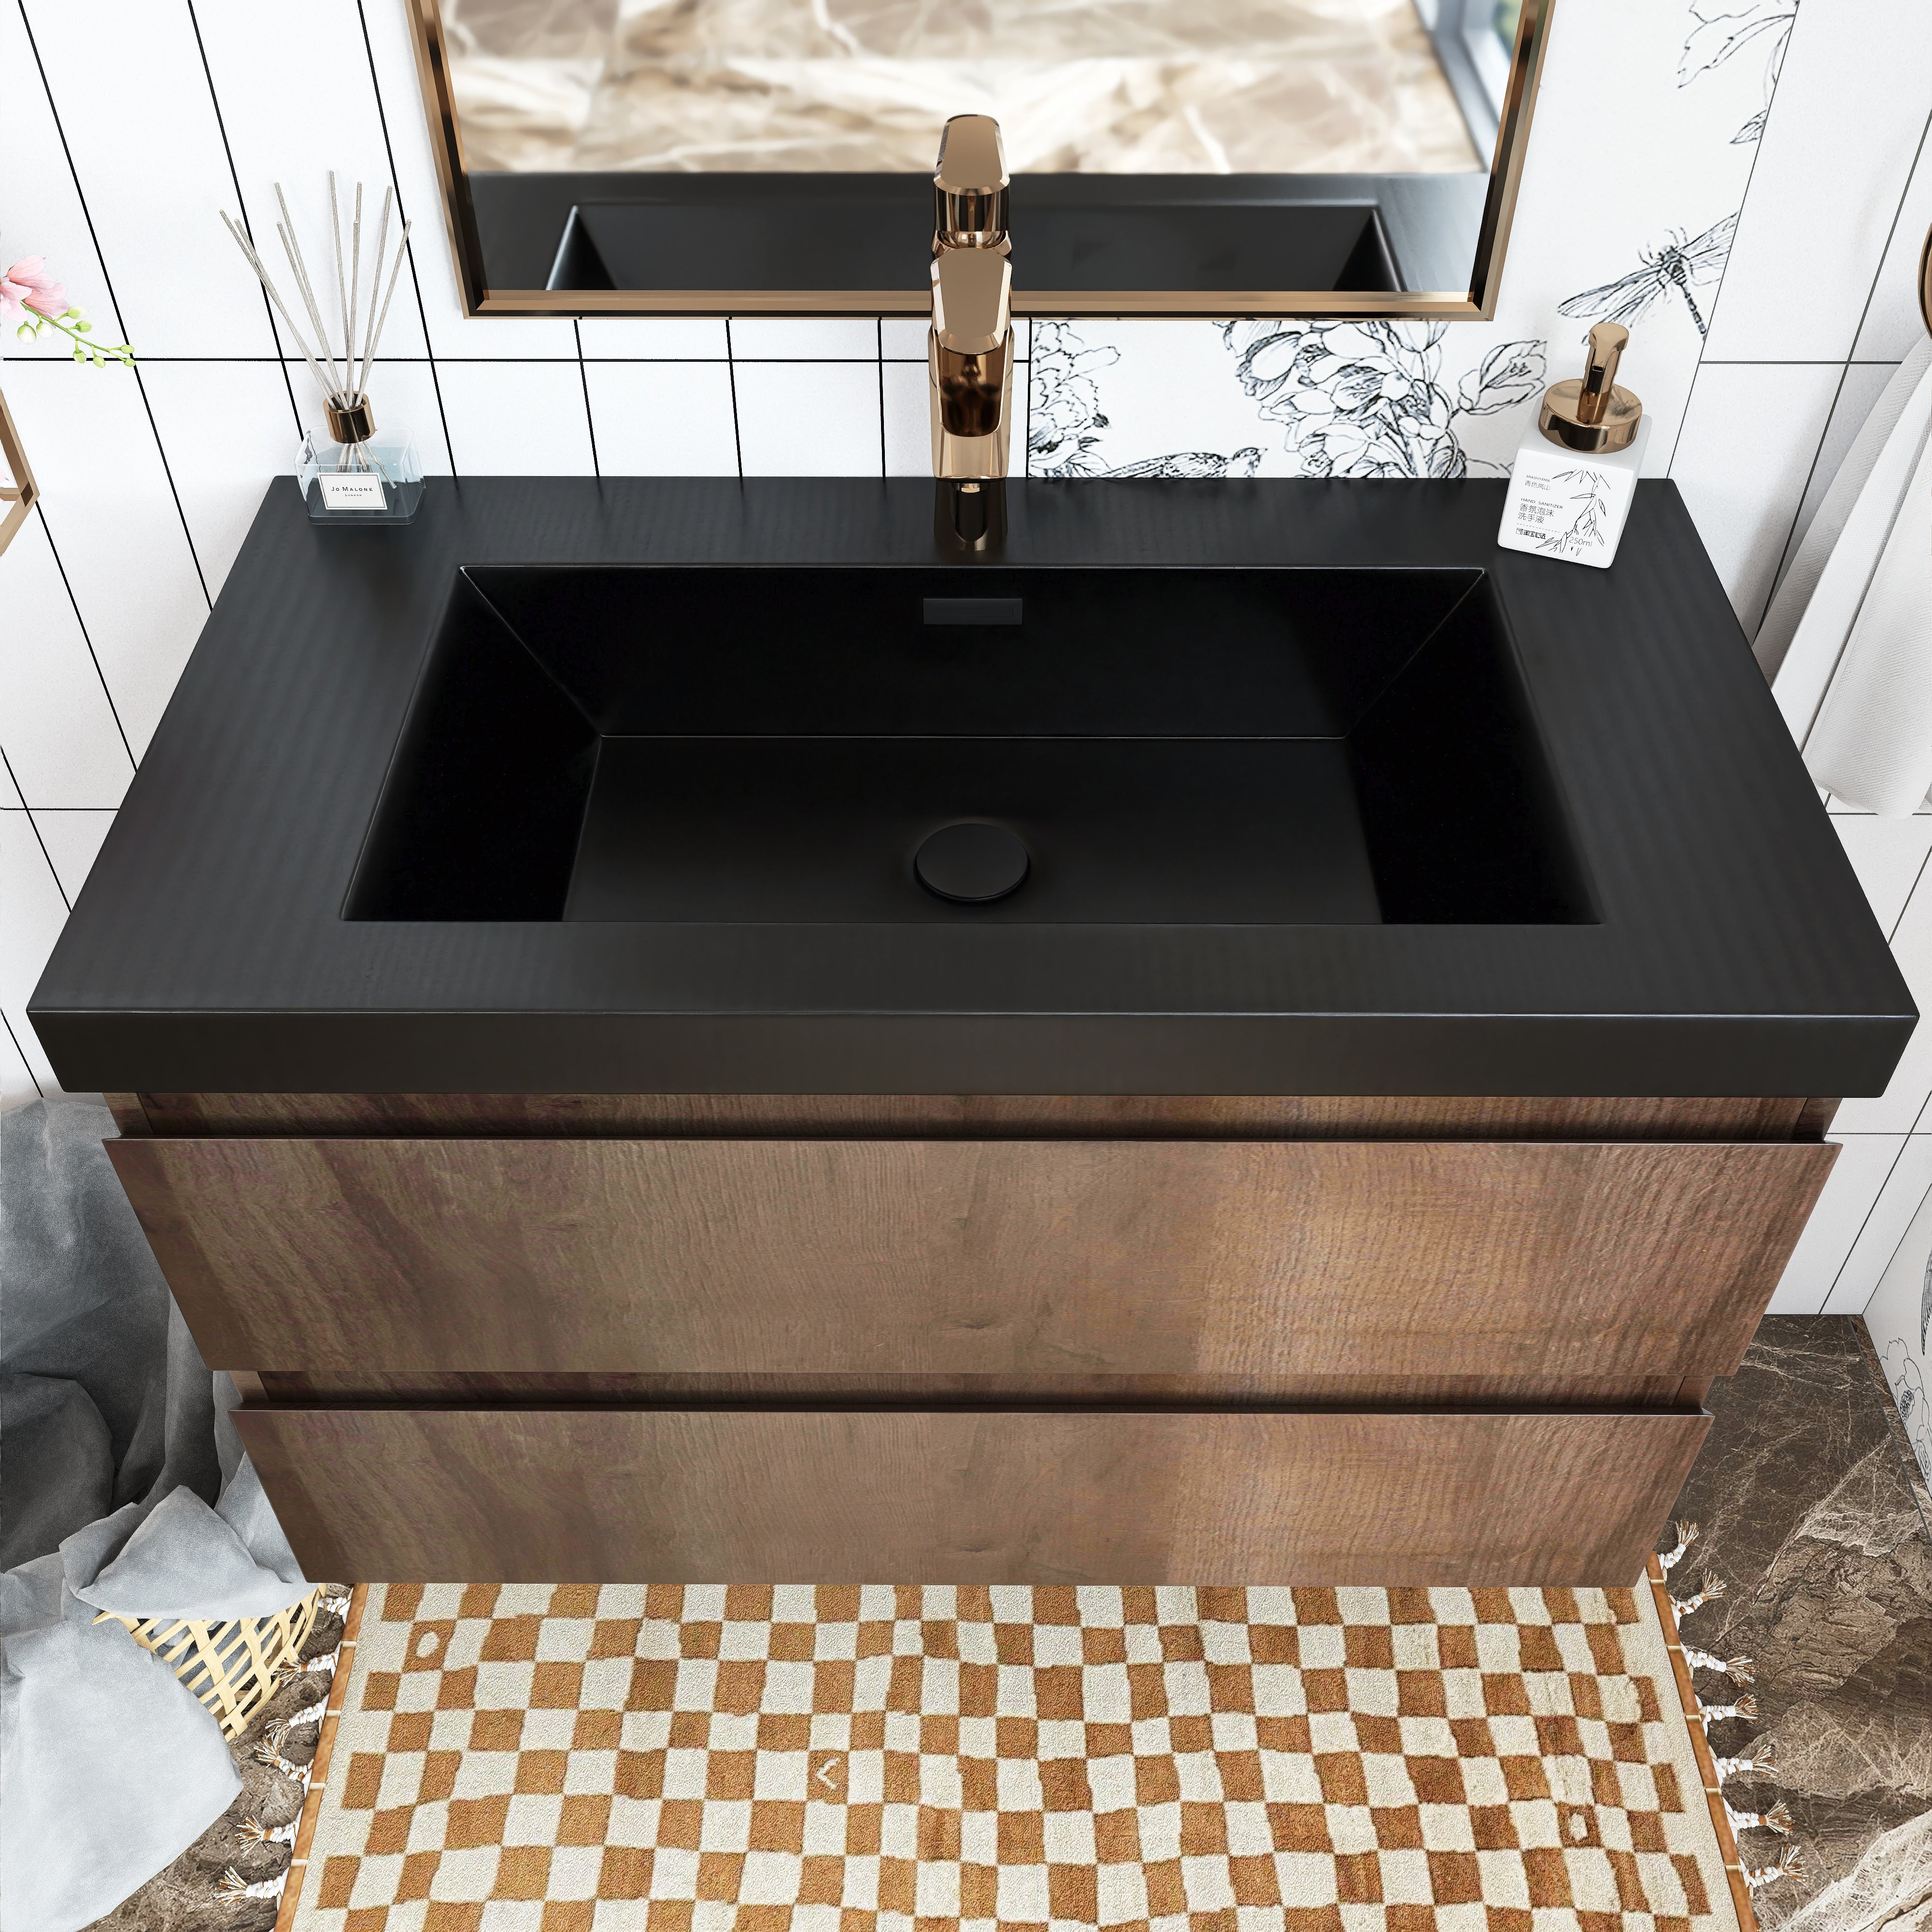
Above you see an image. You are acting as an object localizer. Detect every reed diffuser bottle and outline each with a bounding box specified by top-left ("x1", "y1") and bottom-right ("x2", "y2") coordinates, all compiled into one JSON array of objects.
[
  {"x1": 223, "y1": 177, "x2": 424, "y2": 524},
  {"x1": 298, "y1": 394, "x2": 422, "y2": 523}
]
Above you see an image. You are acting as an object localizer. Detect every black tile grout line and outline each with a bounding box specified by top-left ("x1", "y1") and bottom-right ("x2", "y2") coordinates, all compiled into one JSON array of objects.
[
  {"x1": 1762, "y1": 362, "x2": 1906, "y2": 612},
  {"x1": 22, "y1": 504, "x2": 137, "y2": 771},
  {"x1": 574, "y1": 319, "x2": 600, "y2": 479},
  {"x1": 1823, "y1": 1131, "x2": 1920, "y2": 1316},
  {"x1": 14, "y1": 1, "x2": 127, "y2": 344},
  {"x1": 1852, "y1": 1317, "x2": 1932, "y2": 1544},
  {"x1": 14, "y1": 2, "x2": 166, "y2": 760},
  {"x1": 13, "y1": 3, "x2": 210, "y2": 608},
  {"x1": 1659, "y1": 39, "x2": 1782, "y2": 481},
  {"x1": 1843, "y1": 107, "x2": 1932, "y2": 373},
  {"x1": 185, "y1": 0, "x2": 301, "y2": 442},
  {"x1": 876, "y1": 319, "x2": 887, "y2": 478},
  {"x1": 1022, "y1": 354, "x2": 1034, "y2": 478},
  {"x1": 0, "y1": 1011, "x2": 45, "y2": 1101},
  {"x1": 1886, "y1": 839, "x2": 1932, "y2": 947},
  {"x1": 128, "y1": 374, "x2": 209, "y2": 602},
  {"x1": 2, "y1": 749, "x2": 72, "y2": 914},
  {"x1": 353, "y1": 0, "x2": 455, "y2": 482},
  {"x1": 1757, "y1": 106, "x2": 1932, "y2": 625},
  {"x1": 1834, "y1": 1141, "x2": 1932, "y2": 1327},
  {"x1": 1749, "y1": 361, "x2": 1850, "y2": 638},
  {"x1": 723, "y1": 317, "x2": 743, "y2": 478}
]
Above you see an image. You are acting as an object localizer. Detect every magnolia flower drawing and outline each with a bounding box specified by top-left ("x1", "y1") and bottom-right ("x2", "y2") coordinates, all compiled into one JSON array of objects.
[
  {"x1": 1223, "y1": 320, "x2": 1545, "y2": 478},
  {"x1": 1883, "y1": 1335, "x2": 1930, "y2": 1486},
  {"x1": 3, "y1": 253, "x2": 133, "y2": 366},
  {"x1": 1027, "y1": 322, "x2": 1122, "y2": 476},
  {"x1": 1681, "y1": 0, "x2": 1798, "y2": 143}
]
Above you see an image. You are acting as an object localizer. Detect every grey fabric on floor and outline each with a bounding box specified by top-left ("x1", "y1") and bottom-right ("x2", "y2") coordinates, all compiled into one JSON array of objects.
[
  {"x1": 76, "y1": 1467, "x2": 308, "y2": 1621},
  {"x1": 1, "y1": 1096, "x2": 308, "y2": 1932},
  {"x1": 1, "y1": 1095, "x2": 222, "y2": 1562}
]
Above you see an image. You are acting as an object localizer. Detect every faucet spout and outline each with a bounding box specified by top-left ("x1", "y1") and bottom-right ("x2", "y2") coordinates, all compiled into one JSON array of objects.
[{"x1": 930, "y1": 115, "x2": 1012, "y2": 484}]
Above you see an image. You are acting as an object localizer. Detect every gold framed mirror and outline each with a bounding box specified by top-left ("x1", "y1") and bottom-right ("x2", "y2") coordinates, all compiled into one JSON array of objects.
[{"x1": 405, "y1": 0, "x2": 1554, "y2": 319}]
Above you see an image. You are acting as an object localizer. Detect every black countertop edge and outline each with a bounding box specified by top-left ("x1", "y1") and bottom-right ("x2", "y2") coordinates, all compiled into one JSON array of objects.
[{"x1": 34, "y1": 1011, "x2": 1910, "y2": 1100}]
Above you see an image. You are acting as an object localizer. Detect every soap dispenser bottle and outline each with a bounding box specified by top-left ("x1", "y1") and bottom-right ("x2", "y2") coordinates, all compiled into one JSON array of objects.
[{"x1": 1498, "y1": 322, "x2": 1651, "y2": 568}]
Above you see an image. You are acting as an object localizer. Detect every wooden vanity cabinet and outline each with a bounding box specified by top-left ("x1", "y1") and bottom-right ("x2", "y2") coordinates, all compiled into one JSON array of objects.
[{"x1": 103, "y1": 1092, "x2": 1837, "y2": 1586}]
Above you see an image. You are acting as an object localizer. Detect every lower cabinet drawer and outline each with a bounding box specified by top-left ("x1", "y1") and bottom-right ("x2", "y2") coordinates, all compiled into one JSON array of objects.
[
  {"x1": 114, "y1": 1136, "x2": 1832, "y2": 1381},
  {"x1": 235, "y1": 1405, "x2": 1709, "y2": 1587}
]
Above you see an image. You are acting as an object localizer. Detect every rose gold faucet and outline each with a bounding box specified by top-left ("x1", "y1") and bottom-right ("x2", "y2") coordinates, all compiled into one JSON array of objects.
[{"x1": 929, "y1": 115, "x2": 1011, "y2": 550}]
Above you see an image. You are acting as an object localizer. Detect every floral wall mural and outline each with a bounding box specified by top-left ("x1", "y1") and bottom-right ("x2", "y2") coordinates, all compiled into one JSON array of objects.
[
  {"x1": 1222, "y1": 322, "x2": 1545, "y2": 478},
  {"x1": 1864, "y1": 1179, "x2": 1932, "y2": 1491},
  {"x1": 1025, "y1": 0, "x2": 1773, "y2": 484},
  {"x1": 1680, "y1": 0, "x2": 1797, "y2": 144}
]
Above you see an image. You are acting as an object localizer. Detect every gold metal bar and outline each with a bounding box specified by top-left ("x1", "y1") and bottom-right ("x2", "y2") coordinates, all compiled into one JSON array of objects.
[{"x1": 0, "y1": 390, "x2": 40, "y2": 560}]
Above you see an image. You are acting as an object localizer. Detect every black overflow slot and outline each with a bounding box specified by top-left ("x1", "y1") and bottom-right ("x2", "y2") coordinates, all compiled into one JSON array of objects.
[{"x1": 923, "y1": 597, "x2": 1023, "y2": 626}]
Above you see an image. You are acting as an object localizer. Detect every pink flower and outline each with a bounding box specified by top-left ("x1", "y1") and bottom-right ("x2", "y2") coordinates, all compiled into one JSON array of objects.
[{"x1": 1, "y1": 256, "x2": 69, "y2": 324}]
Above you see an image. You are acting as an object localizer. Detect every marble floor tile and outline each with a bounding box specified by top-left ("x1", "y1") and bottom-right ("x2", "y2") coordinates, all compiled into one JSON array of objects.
[{"x1": 1667, "y1": 1316, "x2": 1932, "y2": 1928}]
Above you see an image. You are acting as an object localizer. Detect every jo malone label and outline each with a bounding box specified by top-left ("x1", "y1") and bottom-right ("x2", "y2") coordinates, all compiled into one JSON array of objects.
[{"x1": 317, "y1": 472, "x2": 387, "y2": 511}]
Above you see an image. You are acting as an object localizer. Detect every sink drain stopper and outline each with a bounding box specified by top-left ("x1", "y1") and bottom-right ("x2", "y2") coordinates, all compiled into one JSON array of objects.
[{"x1": 914, "y1": 822, "x2": 1029, "y2": 903}]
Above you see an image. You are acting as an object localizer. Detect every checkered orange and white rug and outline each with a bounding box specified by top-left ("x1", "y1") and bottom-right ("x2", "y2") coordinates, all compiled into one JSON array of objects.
[{"x1": 284, "y1": 1582, "x2": 1740, "y2": 1932}]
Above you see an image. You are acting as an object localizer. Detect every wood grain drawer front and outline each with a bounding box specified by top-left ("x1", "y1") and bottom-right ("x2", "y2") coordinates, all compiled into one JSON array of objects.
[
  {"x1": 112, "y1": 1136, "x2": 1833, "y2": 1380},
  {"x1": 236, "y1": 1406, "x2": 1709, "y2": 1586}
]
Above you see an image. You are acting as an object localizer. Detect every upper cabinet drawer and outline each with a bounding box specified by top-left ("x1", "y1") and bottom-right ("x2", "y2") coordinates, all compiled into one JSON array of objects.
[{"x1": 110, "y1": 1136, "x2": 1833, "y2": 1380}]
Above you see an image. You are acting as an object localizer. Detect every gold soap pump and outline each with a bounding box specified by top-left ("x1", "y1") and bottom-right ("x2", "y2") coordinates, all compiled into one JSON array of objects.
[
  {"x1": 1497, "y1": 322, "x2": 1653, "y2": 568},
  {"x1": 1538, "y1": 323, "x2": 1643, "y2": 454}
]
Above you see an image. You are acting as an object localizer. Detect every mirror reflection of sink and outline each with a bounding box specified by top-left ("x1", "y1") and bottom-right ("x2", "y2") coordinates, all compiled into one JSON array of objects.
[{"x1": 346, "y1": 564, "x2": 1595, "y2": 927}]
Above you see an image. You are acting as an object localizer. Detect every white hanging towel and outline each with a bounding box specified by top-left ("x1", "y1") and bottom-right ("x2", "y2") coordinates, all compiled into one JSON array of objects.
[
  {"x1": 1803, "y1": 381, "x2": 1932, "y2": 815},
  {"x1": 1759, "y1": 337, "x2": 1932, "y2": 688}
]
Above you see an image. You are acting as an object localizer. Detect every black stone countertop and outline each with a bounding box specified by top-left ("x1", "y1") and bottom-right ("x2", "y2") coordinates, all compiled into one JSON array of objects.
[{"x1": 28, "y1": 476, "x2": 1915, "y2": 1097}]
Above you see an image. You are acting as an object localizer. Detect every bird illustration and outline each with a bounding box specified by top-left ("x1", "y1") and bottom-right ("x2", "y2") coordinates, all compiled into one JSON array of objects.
[
  {"x1": 1098, "y1": 449, "x2": 1264, "y2": 480},
  {"x1": 1559, "y1": 216, "x2": 1739, "y2": 340}
]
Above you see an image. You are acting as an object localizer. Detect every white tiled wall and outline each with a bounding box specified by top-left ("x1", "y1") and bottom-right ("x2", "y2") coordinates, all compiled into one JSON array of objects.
[
  {"x1": 1724, "y1": 6, "x2": 1932, "y2": 1326},
  {"x1": 4, "y1": 0, "x2": 1932, "y2": 1345}
]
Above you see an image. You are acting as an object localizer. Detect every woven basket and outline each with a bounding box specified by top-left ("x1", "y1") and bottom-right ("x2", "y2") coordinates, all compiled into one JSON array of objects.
[{"x1": 94, "y1": 1588, "x2": 322, "y2": 1740}]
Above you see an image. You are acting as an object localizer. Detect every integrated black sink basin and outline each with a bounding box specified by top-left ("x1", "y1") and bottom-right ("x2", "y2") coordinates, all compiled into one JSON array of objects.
[
  {"x1": 347, "y1": 565, "x2": 1593, "y2": 926},
  {"x1": 28, "y1": 478, "x2": 1916, "y2": 1095}
]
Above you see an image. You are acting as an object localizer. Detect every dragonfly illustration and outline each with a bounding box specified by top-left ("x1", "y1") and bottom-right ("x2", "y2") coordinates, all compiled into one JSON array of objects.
[{"x1": 1558, "y1": 214, "x2": 1739, "y2": 340}]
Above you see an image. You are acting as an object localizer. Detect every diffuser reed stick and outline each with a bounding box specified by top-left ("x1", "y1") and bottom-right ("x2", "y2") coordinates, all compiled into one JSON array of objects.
[{"x1": 220, "y1": 174, "x2": 412, "y2": 422}]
